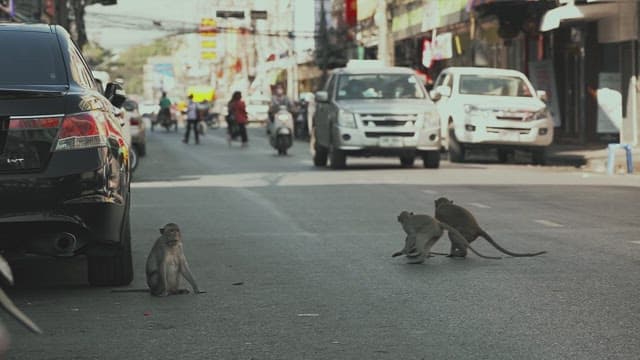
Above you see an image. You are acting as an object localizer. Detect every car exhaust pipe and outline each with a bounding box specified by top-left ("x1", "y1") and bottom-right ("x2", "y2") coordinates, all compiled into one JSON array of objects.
[{"x1": 53, "y1": 232, "x2": 77, "y2": 254}]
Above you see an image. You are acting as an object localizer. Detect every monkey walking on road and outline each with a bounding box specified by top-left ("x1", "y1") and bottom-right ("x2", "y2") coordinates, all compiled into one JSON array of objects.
[
  {"x1": 434, "y1": 197, "x2": 547, "y2": 258},
  {"x1": 393, "y1": 211, "x2": 501, "y2": 264},
  {"x1": 112, "y1": 223, "x2": 205, "y2": 296}
]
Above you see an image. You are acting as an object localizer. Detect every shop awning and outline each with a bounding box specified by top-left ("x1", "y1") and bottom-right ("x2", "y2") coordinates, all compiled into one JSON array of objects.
[{"x1": 540, "y1": 2, "x2": 618, "y2": 32}]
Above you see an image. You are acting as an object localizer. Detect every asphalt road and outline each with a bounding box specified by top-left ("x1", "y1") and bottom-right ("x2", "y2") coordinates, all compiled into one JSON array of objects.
[{"x1": 5, "y1": 125, "x2": 640, "y2": 359}]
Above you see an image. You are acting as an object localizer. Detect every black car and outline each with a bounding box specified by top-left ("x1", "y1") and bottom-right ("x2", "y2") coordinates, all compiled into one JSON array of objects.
[{"x1": 0, "y1": 24, "x2": 133, "y2": 286}]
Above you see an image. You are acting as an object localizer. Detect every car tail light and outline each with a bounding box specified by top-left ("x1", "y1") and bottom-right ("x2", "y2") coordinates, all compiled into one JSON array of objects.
[
  {"x1": 9, "y1": 116, "x2": 62, "y2": 129},
  {"x1": 130, "y1": 117, "x2": 140, "y2": 126},
  {"x1": 55, "y1": 111, "x2": 109, "y2": 151}
]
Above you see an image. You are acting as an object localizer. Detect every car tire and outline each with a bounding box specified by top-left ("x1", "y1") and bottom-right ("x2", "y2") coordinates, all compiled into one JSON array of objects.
[
  {"x1": 329, "y1": 145, "x2": 346, "y2": 169},
  {"x1": 312, "y1": 136, "x2": 328, "y2": 167},
  {"x1": 532, "y1": 148, "x2": 547, "y2": 165},
  {"x1": 129, "y1": 146, "x2": 138, "y2": 172},
  {"x1": 88, "y1": 209, "x2": 133, "y2": 287},
  {"x1": 422, "y1": 151, "x2": 440, "y2": 168},
  {"x1": 138, "y1": 143, "x2": 146, "y2": 157},
  {"x1": 400, "y1": 155, "x2": 415, "y2": 168},
  {"x1": 448, "y1": 122, "x2": 465, "y2": 163},
  {"x1": 497, "y1": 149, "x2": 509, "y2": 163}
]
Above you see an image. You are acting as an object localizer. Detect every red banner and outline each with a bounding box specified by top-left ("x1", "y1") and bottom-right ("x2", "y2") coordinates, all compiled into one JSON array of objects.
[{"x1": 345, "y1": 0, "x2": 357, "y2": 27}]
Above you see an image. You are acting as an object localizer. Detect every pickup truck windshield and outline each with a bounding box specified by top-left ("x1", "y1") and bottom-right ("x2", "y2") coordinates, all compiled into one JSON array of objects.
[
  {"x1": 459, "y1": 75, "x2": 533, "y2": 97},
  {"x1": 0, "y1": 31, "x2": 67, "y2": 86},
  {"x1": 336, "y1": 74, "x2": 426, "y2": 100}
]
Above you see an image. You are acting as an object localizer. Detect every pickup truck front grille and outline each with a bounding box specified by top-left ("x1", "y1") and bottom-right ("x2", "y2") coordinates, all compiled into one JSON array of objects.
[
  {"x1": 359, "y1": 113, "x2": 418, "y2": 128},
  {"x1": 365, "y1": 132, "x2": 415, "y2": 138},
  {"x1": 486, "y1": 127, "x2": 531, "y2": 135}
]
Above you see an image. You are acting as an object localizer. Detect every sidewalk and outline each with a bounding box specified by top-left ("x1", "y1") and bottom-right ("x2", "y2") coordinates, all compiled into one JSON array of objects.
[{"x1": 547, "y1": 143, "x2": 640, "y2": 175}]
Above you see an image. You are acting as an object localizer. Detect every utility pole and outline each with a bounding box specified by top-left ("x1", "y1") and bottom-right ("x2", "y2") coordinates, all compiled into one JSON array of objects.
[
  {"x1": 375, "y1": 0, "x2": 393, "y2": 66},
  {"x1": 318, "y1": 0, "x2": 329, "y2": 84}
]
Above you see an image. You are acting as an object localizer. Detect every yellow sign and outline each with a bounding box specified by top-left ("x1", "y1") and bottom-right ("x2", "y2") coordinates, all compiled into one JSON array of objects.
[
  {"x1": 201, "y1": 52, "x2": 217, "y2": 60},
  {"x1": 200, "y1": 18, "x2": 216, "y2": 27},
  {"x1": 201, "y1": 40, "x2": 217, "y2": 48}
]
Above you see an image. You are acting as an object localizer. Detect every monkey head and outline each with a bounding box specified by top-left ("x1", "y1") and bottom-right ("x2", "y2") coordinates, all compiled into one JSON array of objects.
[
  {"x1": 434, "y1": 197, "x2": 453, "y2": 209},
  {"x1": 160, "y1": 223, "x2": 181, "y2": 244},
  {"x1": 397, "y1": 211, "x2": 413, "y2": 223}
]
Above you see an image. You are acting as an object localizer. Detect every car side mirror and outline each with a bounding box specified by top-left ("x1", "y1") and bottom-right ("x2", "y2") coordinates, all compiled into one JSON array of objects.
[
  {"x1": 315, "y1": 91, "x2": 329, "y2": 103},
  {"x1": 536, "y1": 90, "x2": 548, "y2": 102},
  {"x1": 105, "y1": 82, "x2": 127, "y2": 108},
  {"x1": 436, "y1": 85, "x2": 451, "y2": 98},
  {"x1": 429, "y1": 90, "x2": 441, "y2": 102}
]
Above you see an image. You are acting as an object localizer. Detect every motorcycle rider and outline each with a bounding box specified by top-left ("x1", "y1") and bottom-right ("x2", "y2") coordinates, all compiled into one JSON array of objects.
[
  {"x1": 269, "y1": 83, "x2": 292, "y2": 123},
  {"x1": 158, "y1": 91, "x2": 172, "y2": 125}
]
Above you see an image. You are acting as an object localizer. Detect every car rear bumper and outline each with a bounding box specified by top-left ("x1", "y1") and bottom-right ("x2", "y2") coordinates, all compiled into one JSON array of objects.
[{"x1": 0, "y1": 148, "x2": 128, "y2": 256}]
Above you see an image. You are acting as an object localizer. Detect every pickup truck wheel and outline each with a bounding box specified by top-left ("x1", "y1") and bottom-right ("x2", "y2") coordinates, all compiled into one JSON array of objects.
[
  {"x1": 497, "y1": 149, "x2": 509, "y2": 163},
  {"x1": 532, "y1": 148, "x2": 547, "y2": 165},
  {"x1": 448, "y1": 123, "x2": 465, "y2": 163},
  {"x1": 422, "y1": 151, "x2": 440, "y2": 168},
  {"x1": 88, "y1": 210, "x2": 133, "y2": 287},
  {"x1": 329, "y1": 146, "x2": 346, "y2": 169},
  {"x1": 313, "y1": 143, "x2": 328, "y2": 167},
  {"x1": 400, "y1": 156, "x2": 415, "y2": 167}
]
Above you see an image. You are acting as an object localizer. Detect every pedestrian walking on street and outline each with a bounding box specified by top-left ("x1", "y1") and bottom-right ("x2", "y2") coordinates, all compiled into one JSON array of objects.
[
  {"x1": 183, "y1": 94, "x2": 200, "y2": 144},
  {"x1": 228, "y1": 91, "x2": 248, "y2": 146}
]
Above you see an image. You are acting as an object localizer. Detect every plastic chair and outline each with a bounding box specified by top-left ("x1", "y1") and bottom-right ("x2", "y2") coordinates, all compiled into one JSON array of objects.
[{"x1": 607, "y1": 143, "x2": 634, "y2": 175}]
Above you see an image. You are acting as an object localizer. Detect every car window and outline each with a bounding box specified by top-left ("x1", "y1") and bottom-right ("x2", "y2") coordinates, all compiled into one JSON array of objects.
[
  {"x1": 69, "y1": 47, "x2": 95, "y2": 89},
  {"x1": 459, "y1": 74, "x2": 533, "y2": 97},
  {"x1": 0, "y1": 31, "x2": 67, "y2": 86},
  {"x1": 336, "y1": 74, "x2": 426, "y2": 100}
]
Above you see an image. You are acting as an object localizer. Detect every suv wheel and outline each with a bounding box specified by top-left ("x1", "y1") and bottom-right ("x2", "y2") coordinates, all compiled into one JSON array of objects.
[
  {"x1": 400, "y1": 155, "x2": 415, "y2": 167},
  {"x1": 532, "y1": 148, "x2": 547, "y2": 165},
  {"x1": 313, "y1": 143, "x2": 328, "y2": 167},
  {"x1": 422, "y1": 151, "x2": 440, "y2": 168},
  {"x1": 448, "y1": 122, "x2": 465, "y2": 163},
  {"x1": 329, "y1": 146, "x2": 346, "y2": 169},
  {"x1": 497, "y1": 149, "x2": 509, "y2": 163},
  {"x1": 88, "y1": 211, "x2": 134, "y2": 286}
]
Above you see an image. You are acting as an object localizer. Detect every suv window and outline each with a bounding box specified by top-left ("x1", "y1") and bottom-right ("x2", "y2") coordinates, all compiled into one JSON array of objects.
[
  {"x1": 459, "y1": 74, "x2": 533, "y2": 97},
  {"x1": 336, "y1": 74, "x2": 425, "y2": 100},
  {"x1": 0, "y1": 31, "x2": 67, "y2": 86}
]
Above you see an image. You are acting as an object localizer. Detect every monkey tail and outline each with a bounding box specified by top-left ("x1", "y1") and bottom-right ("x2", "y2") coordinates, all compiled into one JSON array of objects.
[
  {"x1": 441, "y1": 223, "x2": 501, "y2": 260},
  {"x1": 479, "y1": 230, "x2": 547, "y2": 257},
  {"x1": 110, "y1": 289, "x2": 150, "y2": 293}
]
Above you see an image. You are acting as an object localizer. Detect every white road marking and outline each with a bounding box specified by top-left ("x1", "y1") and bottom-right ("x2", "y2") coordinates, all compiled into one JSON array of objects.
[
  {"x1": 297, "y1": 313, "x2": 320, "y2": 317},
  {"x1": 630, "y1": 241, "x2": 640, "y2": 245},
  {"x1": 534, "y1": 219, "x2": 564, "y2": 228},
  {"x1": 422, "y1": 190, "x2": 437, "y2": 194},
  {"x1": 469, "y1": 202, "x2": 491, "y2": 209}
]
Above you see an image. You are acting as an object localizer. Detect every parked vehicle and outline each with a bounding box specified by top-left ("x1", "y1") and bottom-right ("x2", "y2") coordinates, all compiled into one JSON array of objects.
[
  {"x1": 246, "y1": 94, "x2": 271, "y2": 124},
  {"x1": 139, "y1": 101, "x2": 159, "y2": 125},
  {"x1": 312, "y1": 60, "x2": 441, "y2": 169},
  {"x1": 123, "y1": 99, "x2": 146, "y2": 171},
  {"x1": 0, "y1": 24, "x2": 133, "y2": 286},
  {"x1": 430, "y1": 67, "x2": 554, "y2": 164},
  {"x1": 269, "y1": 106, "x2": 294, "y2": 155}
]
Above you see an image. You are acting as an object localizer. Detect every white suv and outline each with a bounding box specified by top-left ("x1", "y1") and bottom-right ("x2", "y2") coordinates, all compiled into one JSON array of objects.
[{"x1": 431, "y1": 67, "x2": 554, "y2": 164}]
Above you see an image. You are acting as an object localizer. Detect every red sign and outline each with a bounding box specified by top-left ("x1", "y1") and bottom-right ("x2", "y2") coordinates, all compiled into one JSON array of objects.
[{"x1": 345, "y1": 0, "x2": 357, "y2": 27}]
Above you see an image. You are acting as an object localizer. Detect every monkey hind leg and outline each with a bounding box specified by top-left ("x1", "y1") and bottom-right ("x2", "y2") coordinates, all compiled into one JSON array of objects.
[{"x1": 147, "y1": 272, "x2": 166, "y2": 296}]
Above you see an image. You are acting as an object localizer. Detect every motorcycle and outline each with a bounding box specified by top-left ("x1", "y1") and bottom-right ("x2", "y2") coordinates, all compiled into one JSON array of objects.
[
  {"x1": 269, "y1": 106, "x2": 294, "y2": 155},
  {"x1": 153, "y1": 108, "x2": 178, "y2": 132}
]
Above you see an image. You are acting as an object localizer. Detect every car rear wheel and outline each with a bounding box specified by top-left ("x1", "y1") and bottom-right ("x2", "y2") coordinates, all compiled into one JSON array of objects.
[
  {"x1": 400, "y1": 155, "x2": 415, "y2": 167},
  {"x1": 422, "y1": 151, "x2": 440, "y2": 168},
  {"x1": 138, "y1": 143, "x2": 146, "y2": 157},
  {"x1": 497, "y1": 149, "x2": 510, "y2": 163},
  {"x1": 448, "y1": 122, "x2": 465, "y2": 163},
  {"x1": 88, "y1": 211, "x2": 133, "y2": 287}
]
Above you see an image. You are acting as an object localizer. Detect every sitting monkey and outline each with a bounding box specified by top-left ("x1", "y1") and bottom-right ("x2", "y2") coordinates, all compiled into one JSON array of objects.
[
  {"x1": 434, "y1": 197, "x2": 547, "y2": 258},
  {"x1": 393, "y1": 211, "x2": 501, "y2": 264},
  {"x1": 146, "y1": 223, "x2": 204, "y2": 296}
]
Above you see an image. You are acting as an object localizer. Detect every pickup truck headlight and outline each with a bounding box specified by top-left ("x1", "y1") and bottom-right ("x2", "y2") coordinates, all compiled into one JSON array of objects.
[
  {"x1": 529, "y1": 108, "x2": 551, "y2": 121},
  {"x1": 464, "y1": 104, "x2": 492, "y2": 118},
  {"x1": 423, "y1": 110, "x2": 440, "y2": 128},
  {"x1": 337, "y1": 110, "x2": 356, "y2": 128}
]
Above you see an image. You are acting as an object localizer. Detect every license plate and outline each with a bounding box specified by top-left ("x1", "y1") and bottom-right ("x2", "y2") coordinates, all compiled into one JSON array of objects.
[
  {"x1": 498, "y1": 131, "x2": 519, "y2": 142},
  {"x1": 379, "y1": 136, "x2": 403, "y2": 148}
]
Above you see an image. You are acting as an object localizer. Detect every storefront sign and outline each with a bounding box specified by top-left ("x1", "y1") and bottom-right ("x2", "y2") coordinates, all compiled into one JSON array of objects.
[
  {"x1": 432, "y1": 32, "x2": 453, "y2": 60},
  {"x1": 528, "y1": 60, "x2": 561, "y2": 127}
]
